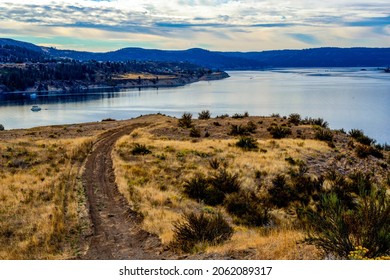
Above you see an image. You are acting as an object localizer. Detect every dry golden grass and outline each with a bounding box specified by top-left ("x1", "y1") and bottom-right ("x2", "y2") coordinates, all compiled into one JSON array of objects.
[
  {"x1": 0, "y1": 137, "x2": 93, "y2": 259},
  {"x1": 112, "y1": 73, "x2": 176, "y2": 80},
  {"x1": 2, "y1": 114, "x2": 388, "y2": 260},
  {"x1": 112, "y1": 119, "x2": 334, "y2": 259},
  {"x1": 207, "y1": 226, "x2": 320, "y2": 259}
]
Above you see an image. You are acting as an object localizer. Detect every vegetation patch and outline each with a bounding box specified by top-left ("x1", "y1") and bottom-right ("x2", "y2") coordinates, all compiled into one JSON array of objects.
[
  {"x1": 198, "y1": 110, "x2": 211, "y2": 120},
  {"x1": 131, "y1": 143, "x2": 152, "y2": 155},
  {"x1": 267, "y1": 124, "x2": 292, "y2": 139},
  {"x1": 235, "y1": 136, "x2": 259, "y2": 151},
  {"x1": 171, "y1": 211, "x2": 233, "y2": 253},
  {"x1": 178, "y1": 112, "x2": 193, "y2": 128}
]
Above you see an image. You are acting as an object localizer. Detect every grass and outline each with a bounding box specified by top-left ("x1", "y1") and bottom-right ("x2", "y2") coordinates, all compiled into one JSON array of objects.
[
  {"x1": 0, "y1": 137, "x2": 93, "y2": 259},
  {"x1": 2, "y1": 113, "x2": 388, "y2": 260},
  {"x1": 112, "y1": 120, "x2": 336, "y2": 257},
  {"x1": 112, "y1": 73, "x2": 176, "y2": 80}
]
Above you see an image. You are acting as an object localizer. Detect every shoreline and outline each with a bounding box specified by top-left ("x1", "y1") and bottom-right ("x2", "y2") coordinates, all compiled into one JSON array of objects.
[{"x1": 0, "y1": 72, "x2": 229, "y2": 95}]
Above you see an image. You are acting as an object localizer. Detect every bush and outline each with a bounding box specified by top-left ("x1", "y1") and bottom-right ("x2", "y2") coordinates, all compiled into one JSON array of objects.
[
  {"x1": 246, "y1": 121, "x2": 257, "y2": 133},
  {"x1": 288, "y1": 113, "x2": 301, "y2": 125},
  {"x1": 131, "y1": 143, "x2": 151, "y2": 155},
  {"x1": 302, "y1": 117, "x2": 329, "y2": 128},
  {"x1": 235, "y1": 136, "x2": 258, "y2": 151},
  {"x1": 268, "y1": 174, "x2": 297, "y2": 208},
  {"x1": 189, "y1": 126, "x2": 201, "y2": 138},
  {"x1": 172, "y1": 212, "x2": 233, "y2": 252},
  {"x1": 0, "y1": 124, "x2": 4, "y2": 131},
  {"x1": 203, "y1": 187, "x2": 226, "y2": 206},
  {"x1": 225, "y1": 190, "x2": 270, "y2": 226},
  {"x1": 178, "y1": 112, "x2": 193, "y2": 128},
  {"x1": 292, "y1": 174, "x2": 324, "y2": 206},
  {"x1": 300, "y1": 187, "x2": 390, "y2": 259},
  {"x1": 267, "y1": 124, "x2": 291, "y2": 139},
  {"x1": 198, "y1": 110, "x2": 211, "y2": 120},
  {"x1": 315, "y1": 128, "x2": 334, "y2": 142},
  {"x1": 229, "y1": 121, "x2": 257, "y2": 136},
  {"x1": 208, "y1": 158, "x2": 220, "y2": 170},
  {"x1": 229, "y1": 124, "x2": 248, "y2": 136},
  {"x1": 232, "y1": 112, "x2": 249, "y2": 119},
  {"x1": 216, "y1": 114, "x2": 229, "y2": 119},
  {"x1": 183, "y1": 175, "x2": 209, "y2": 200},
  {"x1": 209, "y1": 169, "x2": 241, "y2": 194},
  {"x1": 183, "y1": 174, "x2": 225, "y2": 206},
  {"x1": 355, "y1": 144, "x2": 383, "y2": 159},
  {"x1": 349, "y1": 129, "x2": 375, "y2": 146}
]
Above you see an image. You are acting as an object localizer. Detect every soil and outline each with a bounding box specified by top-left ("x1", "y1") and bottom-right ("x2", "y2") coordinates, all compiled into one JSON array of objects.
[{"x1": 79, "y1": 123, "x2": 171, "y2": 259}]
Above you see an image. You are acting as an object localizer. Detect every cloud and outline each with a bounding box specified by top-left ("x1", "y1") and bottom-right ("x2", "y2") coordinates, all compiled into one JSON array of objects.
[
  {"x1": 289, "y1": 33, "x2": 321, "y2": 45},
  {"x1": 0, "y1": 0, "x2": 390, "y2": 51},
  {"x1": 346, "y1": 16, "x2": 390, "y2": 27}
]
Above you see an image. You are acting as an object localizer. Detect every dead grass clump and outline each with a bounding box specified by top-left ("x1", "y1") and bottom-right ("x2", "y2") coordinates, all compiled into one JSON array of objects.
[{"x1": 171, "y1": 211, "x2": 233, "y2": 253}]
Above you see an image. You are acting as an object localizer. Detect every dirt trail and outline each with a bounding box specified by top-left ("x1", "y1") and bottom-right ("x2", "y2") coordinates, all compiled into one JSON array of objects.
[{"x1": 81, "y1": 124, "x2": 167, "y2": 259}]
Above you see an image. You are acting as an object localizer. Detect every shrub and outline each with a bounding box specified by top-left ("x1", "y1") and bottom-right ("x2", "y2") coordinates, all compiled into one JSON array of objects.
[
  {"x1": 183, "y1": 174, "x2": 225, "y2": 205},
  {"x1": 292, "y1": 174, "x2": 324, "y2": 206},
  {"x1": 267, "y1": 124, "x2": 291, "y2": 139},
  {"x1": 216, "y1": 114, "x2": 229, "y2": 119},
  {"x1": 209, "y1": 169, "x2": 241, "y2": 194},
  {"x1": 288, "y1": 113, "x2": 301, "y2": 125},
  {"x1": 235, "y1": 136, "x2": 258, "y2": 151},
  {"x1": 246, "y1": 121, "x2": 257, "y2": 133},
  {"x1": 183, "y1": 175, "x2": 209, "y2": 200},
  {"x1": 208, "y1": 158, "x2": 220, "y2": 170},
  {"x1": 0, "y1": 124, "x2": 4, "y2": 131},
  {"x1": 229, "y1": 124, "x2": 248, "y2": 136},
  {"x1": 348, "y1": 246, "x2": 390, "y2": 260},
  {"x1": 189, "y1": 126, "x2": 201, "y2": 138},
  {"x1": 268, "y1": 174, "x2": 297, "y2": 208},
  {"x1": 203, "y1": 187, "x2": 226, "y2": 206},
  {"x1": 300, "y1": 187, "x2": 390, "y2": 259},
  {"x1": 302, "y1": 117, "x2": 329, "y2": 128},
  {"x1": 178, "y1": 112, "x2": 193, "y2": 128},
  {"x1": 232, "y1": 112, "x2": 249, "y2": 119},
  {"x1": 172, "y1": 211, "x2": 233, "y2": 252},
  {"x1": 131, "y1": 143, "x2": 151, "y2": 155},
  {"x1": 198, "y1": 110, "x2": 211, "y2": 120},
  {"x1": 349, "y1": 129, "x2": 375, "y2": 145},
  {"x1": 355, "y1": 144, "x2": 383, "y2": 159},
  {"x1": 225, "y1": 190, "x2": 270, "y2": 226},
  {"x1": 315, "y1": 128, "x2": 334, "y2": 142}
]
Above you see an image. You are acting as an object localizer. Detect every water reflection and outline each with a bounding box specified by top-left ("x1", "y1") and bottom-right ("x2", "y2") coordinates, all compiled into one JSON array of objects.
[{"x1": 0, "y1": 69, "x2": 389, "y2": 143}]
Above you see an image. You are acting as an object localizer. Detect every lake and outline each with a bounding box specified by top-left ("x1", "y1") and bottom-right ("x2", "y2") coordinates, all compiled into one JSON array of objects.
[{"x1": 0, "y1": 68, "x2": 389, "y2": 143}]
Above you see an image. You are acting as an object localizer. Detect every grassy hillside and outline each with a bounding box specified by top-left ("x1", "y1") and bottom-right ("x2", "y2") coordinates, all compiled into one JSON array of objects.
[{"x1": 0, "y1": 113, "x2": 389, "y2": 259}]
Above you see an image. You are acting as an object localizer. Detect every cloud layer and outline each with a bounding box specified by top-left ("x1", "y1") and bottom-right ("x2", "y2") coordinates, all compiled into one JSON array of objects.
[{"x1": 0, "y1": 0, "x2": 389, "y2": 51}]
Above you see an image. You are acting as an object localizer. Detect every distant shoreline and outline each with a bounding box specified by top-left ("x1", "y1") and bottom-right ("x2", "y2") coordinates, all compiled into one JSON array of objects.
[{"x1": 0, "y1": 72, "x2": 230, "y2": 95}]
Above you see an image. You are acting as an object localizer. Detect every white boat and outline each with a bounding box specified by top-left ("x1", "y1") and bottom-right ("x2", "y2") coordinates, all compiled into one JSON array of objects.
[{"x1": 31, "y1": 105, "x2": 42, "y2": 112}]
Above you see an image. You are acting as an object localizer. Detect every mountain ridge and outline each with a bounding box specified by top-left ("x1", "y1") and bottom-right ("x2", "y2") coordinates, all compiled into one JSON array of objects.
[{"x1": 1, "y1": 38, "x2": 390, "y2": 69}]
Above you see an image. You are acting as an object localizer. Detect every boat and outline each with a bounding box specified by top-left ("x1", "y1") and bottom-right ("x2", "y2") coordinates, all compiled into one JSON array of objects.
[{"x1": 31, "y1": 105, "x2": 42, "y2": 112}]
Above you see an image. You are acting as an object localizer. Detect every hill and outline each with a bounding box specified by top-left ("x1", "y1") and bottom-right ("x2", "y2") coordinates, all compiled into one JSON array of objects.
[
  {"x1": 1, "y1": 38, "x2": 390, "y2": 69},
  {"x1": 0, "y1": 113, "x2": 389, "y2": 260}
]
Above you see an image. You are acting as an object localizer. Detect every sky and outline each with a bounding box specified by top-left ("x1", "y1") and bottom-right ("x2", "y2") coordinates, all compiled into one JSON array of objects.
[{"x1": 0, "y1": 0, "x2": 389, "y2": 52}]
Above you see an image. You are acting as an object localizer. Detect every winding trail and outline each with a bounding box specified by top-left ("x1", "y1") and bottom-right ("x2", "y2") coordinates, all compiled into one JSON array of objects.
[{"x1": 81, "y1": 124, "x2": 166, "y2": 259}]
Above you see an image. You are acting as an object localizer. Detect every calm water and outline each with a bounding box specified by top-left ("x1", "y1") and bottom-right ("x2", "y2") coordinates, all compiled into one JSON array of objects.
[{"x1": 0, "y1": 68, "x2": 389, "y2": 143}]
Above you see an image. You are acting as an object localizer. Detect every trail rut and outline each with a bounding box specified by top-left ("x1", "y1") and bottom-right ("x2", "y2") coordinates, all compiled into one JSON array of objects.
[{"x1": 81, "y1": 124, "x2": 166, "y2": 259}]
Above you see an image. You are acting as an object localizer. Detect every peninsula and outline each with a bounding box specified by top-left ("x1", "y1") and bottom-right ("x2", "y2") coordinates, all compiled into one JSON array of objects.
[{"x1": 0, "y1": 60, "x2": 229, "y2": 94}]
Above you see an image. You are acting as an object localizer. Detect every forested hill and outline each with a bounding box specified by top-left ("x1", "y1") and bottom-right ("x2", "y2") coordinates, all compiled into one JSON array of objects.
[{"x1": 1, "y1": 38, "x2": 390, "y2": 69}]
